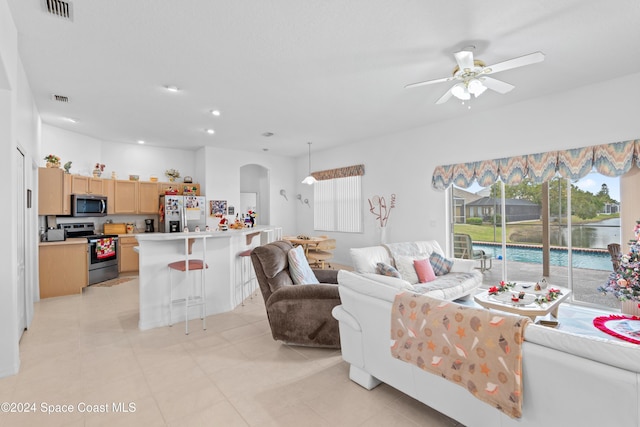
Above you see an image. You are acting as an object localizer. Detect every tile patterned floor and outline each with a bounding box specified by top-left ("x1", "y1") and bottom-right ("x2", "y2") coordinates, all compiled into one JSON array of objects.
[{"x1": 1, "y1": 279, "x2": 463, "y2": 427}]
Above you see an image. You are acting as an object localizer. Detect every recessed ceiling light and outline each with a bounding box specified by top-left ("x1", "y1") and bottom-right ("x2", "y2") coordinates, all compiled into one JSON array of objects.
[
  {"x1": 63, "y1": 117, "x2": 77, "y2": 123},
  {"x1": 210, "y1": 110, "x2": 221, "y2": 116},
  {"x1": 137, "y1": 140, "x2": 145, "y2": 144},
  {"x1": 164, "y1": 85, "x2": 180, "y2": 92},
  {"x1": 206, "y1": 129, "x2": 215, "y2": 135},
  {"x1": 262, "y1": 132, "x2": 274, "y2": 137}
]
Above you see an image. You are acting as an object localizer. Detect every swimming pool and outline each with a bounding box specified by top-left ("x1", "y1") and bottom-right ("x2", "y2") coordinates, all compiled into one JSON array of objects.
[{"x1": 475, "y1": 244, "x2": 612, "y2": 271}]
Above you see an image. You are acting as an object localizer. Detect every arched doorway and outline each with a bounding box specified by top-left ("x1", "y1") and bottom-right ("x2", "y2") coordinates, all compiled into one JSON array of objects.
[{"x1": 240, "y1": 164, "x2": 270, "y2": 225}]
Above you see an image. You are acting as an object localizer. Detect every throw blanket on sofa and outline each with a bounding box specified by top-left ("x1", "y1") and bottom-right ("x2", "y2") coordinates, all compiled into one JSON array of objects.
[{"x1": 390, "y1": 292, "x2": 530, "y2": 418}]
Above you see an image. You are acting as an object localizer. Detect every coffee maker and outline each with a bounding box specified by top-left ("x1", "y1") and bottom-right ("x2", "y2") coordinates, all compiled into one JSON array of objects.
[{"x1": 144, "y1": 219, "x2": 155, "y2": 233}]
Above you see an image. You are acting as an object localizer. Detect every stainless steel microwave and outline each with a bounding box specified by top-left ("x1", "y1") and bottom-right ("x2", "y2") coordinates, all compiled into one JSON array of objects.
[{"x1": 71, "y1": 194, "x2": 107, "y2": 217}]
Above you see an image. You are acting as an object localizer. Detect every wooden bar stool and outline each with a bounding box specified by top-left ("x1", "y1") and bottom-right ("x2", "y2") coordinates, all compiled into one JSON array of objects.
[
  {"x1": 237, "y1": 249, "x2": 255, "y2": 306},
  {"x1": 168, "y1": 237, "x2": 208, "y2": 334}
]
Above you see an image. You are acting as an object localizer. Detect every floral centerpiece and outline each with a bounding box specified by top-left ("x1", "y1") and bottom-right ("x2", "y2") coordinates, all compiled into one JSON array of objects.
[
  {"x1": 488, "y1": 281, "x2": 516, "y2": 295},
  {"x1": 598, "y1": 220, "x2": 640, "y2": 312},
  {"x1": 165, "y1": 168, "x2": 180, "y2": 182},
  {"x1": 534, "y1": 288, "x2": 563, "y2": 305},
  {"x1": 44, "y1": 154, "x2": 60, "y2": 167},
  {"x1": 93, "y1": 163, "x2": 105, "y2": 177}
]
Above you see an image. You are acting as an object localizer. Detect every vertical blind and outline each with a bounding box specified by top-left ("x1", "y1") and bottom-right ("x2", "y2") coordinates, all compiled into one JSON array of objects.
[{"x1": 314, "y1": 175, "x2": 363, "y2": 232}]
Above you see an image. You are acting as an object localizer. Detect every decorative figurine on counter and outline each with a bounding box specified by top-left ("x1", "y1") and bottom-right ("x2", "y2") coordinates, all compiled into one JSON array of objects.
[
  {"x1": 194, "y1": 226, "x2": 200, "y2": 232},
  {"x1": 63, "y1": 161, "x2": 72, "y2": 174},
  {"x1": 218, "y1": 217, "x2": 229, "y2": 231},
  {"x1": 248, "y1": 210, "x2": 256, "y2": 228},
  {"x1": 205, "y1": 225, "x2": 210, "y2": 231}
]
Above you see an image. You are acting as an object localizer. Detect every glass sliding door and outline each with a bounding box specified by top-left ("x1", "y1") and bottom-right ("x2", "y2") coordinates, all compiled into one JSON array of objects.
[{"x1": 448, "y1": 173, "x2": 620, "y2": 310}]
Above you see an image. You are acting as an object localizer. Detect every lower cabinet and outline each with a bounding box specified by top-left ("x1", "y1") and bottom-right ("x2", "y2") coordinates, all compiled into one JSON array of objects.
[
  {"x1": 119, "y1": 236, "x2": 139, "y2": 273},
  {"x1": 39, "y1": 242, "x2": 88, "y2": 298}
]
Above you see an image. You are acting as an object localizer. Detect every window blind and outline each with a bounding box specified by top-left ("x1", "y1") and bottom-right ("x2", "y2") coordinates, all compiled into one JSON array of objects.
[{"x1": 314, "y1": 175, "x2": 362, "y2": 232}]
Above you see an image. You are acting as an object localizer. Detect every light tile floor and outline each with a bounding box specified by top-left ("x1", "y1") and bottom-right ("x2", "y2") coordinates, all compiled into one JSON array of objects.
[{"x1": 1, "y1": 279, "x2": 463, "y2": 427}]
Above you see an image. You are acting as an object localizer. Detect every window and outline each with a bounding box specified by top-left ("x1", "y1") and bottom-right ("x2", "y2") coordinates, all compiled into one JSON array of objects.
[{"x1": 314, "y1": 175, "x2": 363, "y2": 232}]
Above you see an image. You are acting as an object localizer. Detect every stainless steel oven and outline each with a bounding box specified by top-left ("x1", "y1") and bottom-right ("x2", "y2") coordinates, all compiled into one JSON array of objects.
[
  {"x1": 88, "y1": 235, "x2": 119, "y2": 285},
  {"x1": 60, "y1": 222, "x2": 119, "y2": 285}
]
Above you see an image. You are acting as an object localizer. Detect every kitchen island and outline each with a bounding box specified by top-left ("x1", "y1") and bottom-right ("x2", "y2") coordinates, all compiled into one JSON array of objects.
[{"x1": 135, "y1": 226, "x2": 277, "y2": 330}]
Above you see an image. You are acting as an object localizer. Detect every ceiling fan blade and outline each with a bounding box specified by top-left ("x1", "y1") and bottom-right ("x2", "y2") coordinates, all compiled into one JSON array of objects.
[
  {"x1": 454, "y1": 50, "x2": 474, "y2": 72},
  {"x1": 435, "y1": 87, "x2": 454, "y2": 104},
  {"x1": 484, "y1": 51, "x2": 545, "y2": 75},
  {"x1": 404, "y1": 76, "x2": 455, "y2": 89},
  {"x1": 481, "y1": 77, "x2": 515, "y2": 94}
]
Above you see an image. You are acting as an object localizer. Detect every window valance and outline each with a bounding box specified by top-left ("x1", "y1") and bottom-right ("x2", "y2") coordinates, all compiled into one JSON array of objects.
[
  {"x1": 432, "y1": 139, "x2": 638, "y2": 190},
  {"x1": 312, "y1": 164, "x2": 364, "y2": 181}
]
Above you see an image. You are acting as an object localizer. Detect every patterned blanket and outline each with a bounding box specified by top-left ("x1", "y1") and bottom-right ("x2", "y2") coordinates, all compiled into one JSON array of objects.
[{"x1": 390, "y1": 292, "x2": 530, "y2": 418}]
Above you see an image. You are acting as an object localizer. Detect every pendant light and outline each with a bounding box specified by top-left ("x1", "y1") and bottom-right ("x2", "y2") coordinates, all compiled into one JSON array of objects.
[{"x1": 301, "y1": 142, "x2": 317, "y2": 185}]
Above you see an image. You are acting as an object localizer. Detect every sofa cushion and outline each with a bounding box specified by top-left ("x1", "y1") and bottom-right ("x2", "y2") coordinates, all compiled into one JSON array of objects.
[
  {"x1": 413, "y1": 271, "x2": 483, "y2": 300},
  {"x1": 429, "y1": 252, "x2": 453, "y2": 276},
  {"x1": 288, "y1": 246, "x2": 319, "y2": 285},
  {"x1": 350, "y1": 246, "x2": 392, "y2": 274},
  {"x1": 361, "y1": 273, "x2": 415, "y2": 291},
  {"x1": 338, "y1": 270, "x2": 407, "y2": 302},
  {"x1": 375, "y1": 262, "x2": 401, "y2": 278},
  {"x1": 396, "y1": 255, "x2": 428, "y2": 284},
  {"x1": 414, "y1": 258, "x2": 436, "y2": 283},
  {"x1": 252, "y1": 240, "x2": 295, "y2": 293}
]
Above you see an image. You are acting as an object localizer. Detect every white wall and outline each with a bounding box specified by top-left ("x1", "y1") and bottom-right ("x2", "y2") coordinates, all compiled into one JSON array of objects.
[
  {"x1": 298, "y1": 72, "x2": 640, "y2": 264},
  {"x1": 41, "y1": 124, "x2": 197, "y2": 181},
  {"x1": 40, "y1": 129, "x2": 298, "y2": 234},
  {"x1": 0, "y1": 0, "x2": 41, "y2": 378},
  {"x1": 202, "y1": 146, "x2": 297, "y2": 234}
]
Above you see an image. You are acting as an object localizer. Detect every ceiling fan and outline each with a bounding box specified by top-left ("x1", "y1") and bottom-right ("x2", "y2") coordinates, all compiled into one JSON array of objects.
[{"x1": 405, "y1": 48, "x2": 545, "y2": 104}]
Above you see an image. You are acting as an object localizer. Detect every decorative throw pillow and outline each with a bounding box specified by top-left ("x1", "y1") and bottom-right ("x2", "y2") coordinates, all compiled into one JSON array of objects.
[
  {"x1": 395, "y1": 255, "x2": 422, "y2": 284},
  {"x1": 429, "y1": 252, "x2": 454, "y2": 276},
  {"x1": 288, "y1": 246, "x2": 319, "y2": 285},
  {"x1": 376, "y1": 262, "x2": 402, "y2": 278},
  {"x1": 414, "y1": 258, "x2": 437, "y2": 283}
]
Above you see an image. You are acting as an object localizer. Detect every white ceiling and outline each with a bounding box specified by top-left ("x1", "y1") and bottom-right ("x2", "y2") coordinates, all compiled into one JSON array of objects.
[{"x1": 7, "y1": 0, "x2": 640, "y2": 157}]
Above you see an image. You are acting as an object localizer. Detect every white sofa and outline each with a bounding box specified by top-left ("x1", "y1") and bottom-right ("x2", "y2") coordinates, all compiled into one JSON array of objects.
[
  {"x1": 349, "y1": 240, "x2": 483, "y2": 300},
  {"x1": 333, "y1": 269, "x2": 640, "y2": 427}
]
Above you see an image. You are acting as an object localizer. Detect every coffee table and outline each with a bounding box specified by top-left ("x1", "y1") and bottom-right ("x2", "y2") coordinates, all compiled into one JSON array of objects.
[{"x1": 473, "y1": 282, "x2": 572, "y2": 321}]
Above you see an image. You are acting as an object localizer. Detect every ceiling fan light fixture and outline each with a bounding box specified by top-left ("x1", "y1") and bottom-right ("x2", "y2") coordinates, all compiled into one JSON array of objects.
[
  {"x1": 451, "y1": 83, "x2": 470, "y2": 100},
  {"x1": 467, "y1": 78, "x2": 487, "y2": 97},
  {"x1": 301, "y1": 141, "x2": 317, "y2": 185}
]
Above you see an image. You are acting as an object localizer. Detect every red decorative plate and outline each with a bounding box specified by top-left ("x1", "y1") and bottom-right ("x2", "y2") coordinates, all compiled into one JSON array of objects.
[{"x1": 593, "y1": 315, "x2": 640, "y2": 344}]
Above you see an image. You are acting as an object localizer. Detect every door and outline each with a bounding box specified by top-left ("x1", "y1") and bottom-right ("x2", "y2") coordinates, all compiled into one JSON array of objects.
[{"x1": 16, "y1": 148, "x2": 26, "y2": 339}]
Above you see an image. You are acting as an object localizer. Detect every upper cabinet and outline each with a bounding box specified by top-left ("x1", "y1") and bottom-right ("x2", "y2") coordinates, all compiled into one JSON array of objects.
[
  {"x1": 38, "y1": 167, "x2": 64, "y2": 215},
  {"x1": 113, "y1": 180, "x2": 138, "y2": 214},
  {"x1": 158, "y1": 182, "x2": 200, "y2": 196},
  {"x1": 71, "y1": 176, "x2": 104, "y2": 195},
  {"x1": 37, "y1": 171, "x2": 198, "y2": 216},
  {"x1": 138, "y1": 182, "x2": 159, "y2": 214}
]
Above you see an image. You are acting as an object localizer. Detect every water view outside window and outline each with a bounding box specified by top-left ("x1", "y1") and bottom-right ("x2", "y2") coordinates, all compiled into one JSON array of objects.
[{"x1": 452, "y1": 173, "x2": 620, "y2": 309}]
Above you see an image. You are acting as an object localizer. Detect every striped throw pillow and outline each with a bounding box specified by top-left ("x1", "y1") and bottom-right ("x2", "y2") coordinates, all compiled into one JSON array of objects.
[
  {"x1": 288, "y1": 245, "x2": 319, "y2": 284},
  {"x1": 429, "y1": 252, "x2": 453, "y2": 276},
  {"x1": 376, "y1": 262, "x2": 402, "y2": 278}
]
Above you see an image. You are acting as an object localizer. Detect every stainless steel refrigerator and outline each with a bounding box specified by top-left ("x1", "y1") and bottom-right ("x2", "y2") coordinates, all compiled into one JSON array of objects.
[{"x1": 159, "y1": 195, "x2": 206, "y2": 232}]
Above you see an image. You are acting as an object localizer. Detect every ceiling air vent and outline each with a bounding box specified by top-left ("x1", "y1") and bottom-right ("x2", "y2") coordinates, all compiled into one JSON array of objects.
[
  {"x1": 51, "y1": 94, "x2": 70, "y2": 103},
  {"x1": 43, "y1": 0, "x2": 73, "y2": 21}
]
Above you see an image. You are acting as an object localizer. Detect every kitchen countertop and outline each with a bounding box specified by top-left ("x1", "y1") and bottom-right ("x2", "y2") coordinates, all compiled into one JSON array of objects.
[
  {"x1": 135, "y1": 226, "x2": 270, "y2": 241},
  {"x1": 39, "y1": 237, "x2": 88, "y2": 246}
]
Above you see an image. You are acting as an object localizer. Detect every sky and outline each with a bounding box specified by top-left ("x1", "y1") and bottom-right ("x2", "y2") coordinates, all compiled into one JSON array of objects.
[{"x1": 465, "y1": 172, "x2": 621, "y2": 202}]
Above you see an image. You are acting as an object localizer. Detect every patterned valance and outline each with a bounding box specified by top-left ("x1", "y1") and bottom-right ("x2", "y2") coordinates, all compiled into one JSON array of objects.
[
  {"x1": 312, "y1": 164, "x2": 364, "y2": 181},
  {"x1": 432, "y1": 139, "x2": 640, "y2": 190}
]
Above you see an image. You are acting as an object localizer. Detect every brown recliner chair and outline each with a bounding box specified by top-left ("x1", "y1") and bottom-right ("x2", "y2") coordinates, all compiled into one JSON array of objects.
[{"x1": 250, "y1": 240, "x2": 341, "y2": 348}]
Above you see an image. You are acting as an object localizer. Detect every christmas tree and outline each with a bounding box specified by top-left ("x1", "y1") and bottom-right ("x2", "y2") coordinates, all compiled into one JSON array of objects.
[{"x1": 598, "y1": 221, "x2": 640, "y2": 302}]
